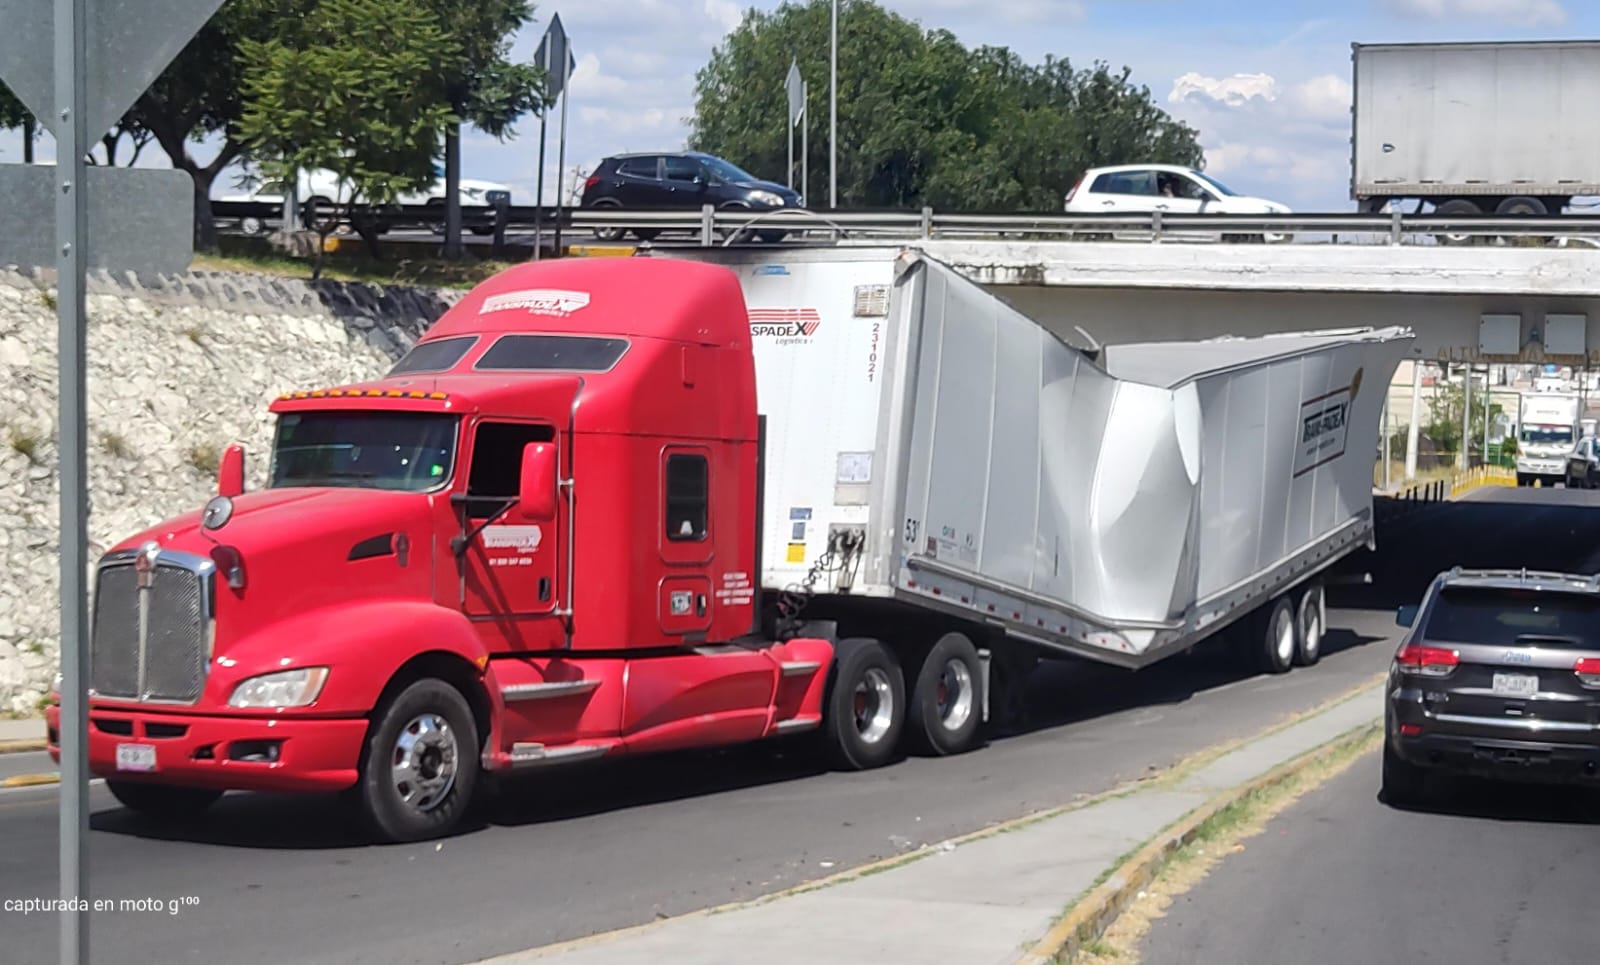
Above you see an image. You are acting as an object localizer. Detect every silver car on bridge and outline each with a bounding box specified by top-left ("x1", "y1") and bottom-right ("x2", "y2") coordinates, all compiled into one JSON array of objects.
[{"x1": 1385, "y1": 567, "x2": 1600, "y2": 805}]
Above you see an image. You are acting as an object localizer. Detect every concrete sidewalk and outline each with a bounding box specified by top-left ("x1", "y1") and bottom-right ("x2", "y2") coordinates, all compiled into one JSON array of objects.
[
  {"x1": 468, "y1": 682, "x2": 1385, "y2": 965},
  {"x1": 0, "y1": 717, "x2": 45, "y2": 747}
]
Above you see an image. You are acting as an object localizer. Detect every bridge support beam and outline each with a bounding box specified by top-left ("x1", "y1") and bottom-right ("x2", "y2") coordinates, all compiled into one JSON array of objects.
[{"x1": 1406, "y1": 360, "x2": 1422, "y2": 482}]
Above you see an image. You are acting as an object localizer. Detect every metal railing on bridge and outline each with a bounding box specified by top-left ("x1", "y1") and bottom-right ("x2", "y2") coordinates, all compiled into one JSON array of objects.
[{"x1": 211, "y1": 199, "x2": 1600, "y2": 250}]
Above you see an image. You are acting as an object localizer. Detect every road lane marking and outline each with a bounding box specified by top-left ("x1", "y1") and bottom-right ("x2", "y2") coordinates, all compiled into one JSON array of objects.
[{"x1": 2, "y1": 773, "x2": 60, "y2": 788}]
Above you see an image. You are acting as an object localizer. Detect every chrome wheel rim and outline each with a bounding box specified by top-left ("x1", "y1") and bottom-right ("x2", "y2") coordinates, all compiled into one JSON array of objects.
[
  {"x1": 853, "y1": 668, "x2": 895, "y2": 744},
  {"x1": 935, "y1": 659, "x2": 974, "y2": 732},
  {"x1": 1274, "y1": 607, "x2": 1295, "y2": 665},
  {"x1": 390, "y1": 713, "x2": 458, "y2": 813},
  {"x1": 1302, "y1": 597, "x2": 1323, "y2": 660}
]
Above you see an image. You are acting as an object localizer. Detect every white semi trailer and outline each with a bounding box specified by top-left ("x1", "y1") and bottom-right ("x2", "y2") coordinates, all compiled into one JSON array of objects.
[
  {"x1": 1351, "y1": 40, "x2": 1600, "y2": 219},
  {"x1": 651, "y1": 247, "x2": 1414, "y2": 726}
]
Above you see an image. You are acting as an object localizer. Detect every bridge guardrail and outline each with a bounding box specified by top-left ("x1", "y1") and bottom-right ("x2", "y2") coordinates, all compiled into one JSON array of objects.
[{"x1": 210, "y1": 200, "x2": 1600, "y2": 248}]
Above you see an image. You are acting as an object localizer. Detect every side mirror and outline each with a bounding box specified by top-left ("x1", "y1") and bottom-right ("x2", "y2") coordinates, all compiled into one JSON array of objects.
[
  {"x1": 1396, "y1": 604, "x2": 1419, "y2": 628},
  {"x1": 518, "y1": 442, "x2": 559, "y2": 521},
  {"x1": 218, "y1": 444, "x2": 246, "y2": 498}
]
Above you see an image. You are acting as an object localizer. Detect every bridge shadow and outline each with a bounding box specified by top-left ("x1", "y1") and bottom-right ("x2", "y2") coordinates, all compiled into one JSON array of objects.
[{"x1": 1331, "y1": 487, "x2": 1600, "y2": 613}]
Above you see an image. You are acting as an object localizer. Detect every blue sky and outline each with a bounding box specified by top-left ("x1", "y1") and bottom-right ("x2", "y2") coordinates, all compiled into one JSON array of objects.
[{"x1": 0, "y1": 0, "x2": 1589, "y2": 212}]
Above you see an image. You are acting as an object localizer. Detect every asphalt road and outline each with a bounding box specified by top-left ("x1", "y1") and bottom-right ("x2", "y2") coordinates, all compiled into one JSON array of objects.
[
  {"x1": 2, "y1": 485, "x2": 1596, "y2": 965},
  {"x1": 1139, "y1": 748, "x2": 1600, "y2": 965},
  {"x1": 1138, "y1": 483, "x2": 1600, "y2": 965}
]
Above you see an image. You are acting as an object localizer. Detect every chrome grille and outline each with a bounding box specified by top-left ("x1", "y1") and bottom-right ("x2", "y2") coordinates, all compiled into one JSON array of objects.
[
  {"x1": 89, "y1": 547, "x2": 214, "y2": 704},
  {"x1": 90, "y1": 564, "x2": 139, "y2": 698}
]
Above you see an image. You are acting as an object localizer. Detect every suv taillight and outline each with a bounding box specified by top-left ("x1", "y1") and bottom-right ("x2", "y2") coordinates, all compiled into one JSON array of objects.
[
  {"x1": 1064, "y1": 177, "x2": 1084, "y2": 206},
  {"x1": 1395, "y1": 643, "x2": 1459, "y2": 676},
  {"x1": 584, "y1": 174, "x2": 600, "y2": 191},
  {"x1": 1575, "y1": 657, "x2": 1600, "y2": 689}
]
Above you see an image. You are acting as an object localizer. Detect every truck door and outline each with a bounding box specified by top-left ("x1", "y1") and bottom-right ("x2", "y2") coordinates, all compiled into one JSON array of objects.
[
  {"x1": 658, "y1": 445, "x2": 714, "y2": 636},
  {"x1": 458, "y1": 420, "x2": 562, "y2": 637}
]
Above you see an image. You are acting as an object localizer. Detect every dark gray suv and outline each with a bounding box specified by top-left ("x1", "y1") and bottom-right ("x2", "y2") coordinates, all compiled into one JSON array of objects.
[{"x1": 1384, "y1": 567, "x2": 1600, "y2": 805}]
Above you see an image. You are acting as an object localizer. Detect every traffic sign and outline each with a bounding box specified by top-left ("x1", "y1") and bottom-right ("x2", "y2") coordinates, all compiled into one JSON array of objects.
[
  {"x1": 0, "y1": 0, "x2": 226, "y2": 142},
  {"x1": 0, "y1": 4, "x2": 232, "y2": 965},
  {"x1": 0, "y1": 165, "x2": 195, "y2": 275}
]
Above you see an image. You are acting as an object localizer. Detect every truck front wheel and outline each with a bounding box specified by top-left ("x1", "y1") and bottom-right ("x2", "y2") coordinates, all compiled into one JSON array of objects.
[
  {"x1": 358, "y1": 678, "x2": 479, "y2": 843},
  {"x1": 106, "y1": 781, "x2": 223, "y2": 819},
  {"x1": 822, "y1": 638, "x2": 905, "y2": 770},
  {"x1": 906, "y1": 633, "x2": 985, "y2": 756}
]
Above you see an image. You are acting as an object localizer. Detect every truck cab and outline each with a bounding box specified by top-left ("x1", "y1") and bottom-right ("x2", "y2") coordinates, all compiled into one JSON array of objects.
[
  {"x1": 1516, "y1": 393, "x2": 1580, "y2": 486},
  {"x1": 46, "y1": 258, "x2": 844, "y2": 841}
]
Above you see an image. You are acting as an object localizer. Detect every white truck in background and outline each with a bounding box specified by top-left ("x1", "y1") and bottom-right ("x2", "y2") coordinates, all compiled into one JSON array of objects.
[
  {"x1": 1517, "y1": 392, "x2": 1581, "y2": 486},
  {"x1": 1351, "y1": 40, "x2": 1600, "y2": 219}
]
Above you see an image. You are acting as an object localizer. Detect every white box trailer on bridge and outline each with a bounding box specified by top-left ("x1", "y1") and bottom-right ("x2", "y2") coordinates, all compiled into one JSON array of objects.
[
  {"x1": 1351, "y1": 39, "x2": 1600, "y2": 217},
  {"x1": 648, "y1": 247, "x2": 1413, "y2": 713}
]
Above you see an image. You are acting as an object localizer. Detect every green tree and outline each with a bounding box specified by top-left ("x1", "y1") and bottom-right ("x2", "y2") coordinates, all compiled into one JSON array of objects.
[
  {"x1": 689, "y1": 0, "x2": 1203, "y2": 210},
  {"x1": 1425, "y1": 381, "x2": 1504, "y2": 459},
  {"x1": 122, "y1": 0, "x2": 320, "y2": 251},
  {"x1": 425, "y1": 0, "x2": 545, "y2": 258},
  {"x1": 1, "y1": 82, "x2": 35, "y2": 162},
  {"x1": 237, "y1": 0, "x2": 459, "y2": 275}
]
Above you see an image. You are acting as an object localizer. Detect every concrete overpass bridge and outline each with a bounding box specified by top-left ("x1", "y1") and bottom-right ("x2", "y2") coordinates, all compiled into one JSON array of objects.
[{"x1": 898, "y1": 240, "x2": 1600, "y2": 487}]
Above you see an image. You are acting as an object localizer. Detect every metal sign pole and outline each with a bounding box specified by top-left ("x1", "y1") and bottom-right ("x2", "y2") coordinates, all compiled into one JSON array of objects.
[
  {"x1": 801, "y1": 89, "x2": 808, "y2": 206},
  {"x1": 532, "y1": 32, "x2": 549, "y2": 262},
  {"x1": 54, "y1": 0, "x2": 91, "y2": 957},
  {"x1": 829, "y1": 0, "x2": 838, "y2": 208},
  {"x1": 554, "y1": 81, "x2": 568, "y2": 256}
]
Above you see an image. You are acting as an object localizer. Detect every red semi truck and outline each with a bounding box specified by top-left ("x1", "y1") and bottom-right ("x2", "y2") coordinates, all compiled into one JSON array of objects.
[{"x1": 46, "y1": 250, "x2": 1410, "y2": 841}]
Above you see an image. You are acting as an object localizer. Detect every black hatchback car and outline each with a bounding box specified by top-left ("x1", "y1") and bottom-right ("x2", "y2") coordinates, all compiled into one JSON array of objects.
[
  {"x1": 579, "y1": 151, "x2": 803, "y2": 242},
  {"x1": 1384, "y1": 567, "x2": 1600, "y2": 805}
]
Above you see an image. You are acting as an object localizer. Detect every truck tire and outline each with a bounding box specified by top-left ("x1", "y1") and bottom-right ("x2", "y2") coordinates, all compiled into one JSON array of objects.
[
  {"x1": 906, "y1": 633, "x2": 985, "y2": 756},
  {"x1": 1432, "y1": 198, "x2": 1480, "y2": 246},
  {"x1": 106, "y1": 781, "x2": 223, "y2": 819},
  {"x1": 357, "y1": 678, "x2": 479, "y2": 843},
  {"x1": 822, "y1": 637, "x2": 906, "y2": 770},
  {"x1": 1293, "y1": 583, "x2": 1325, "y2": 667},
  {"x1": 1256, "y1": 596, "x2": 1296, "y2": 675}
]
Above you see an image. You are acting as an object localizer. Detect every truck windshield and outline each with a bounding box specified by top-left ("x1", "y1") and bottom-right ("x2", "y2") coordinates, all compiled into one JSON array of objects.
[
  {"x1": 270, "y1": 412, "x2": 458, "y2": 492},
  {"x1": 1520, "y1": 426, "x2": 1573, "y2": 445},
  {"x1": 1424, "y1": 587, "x2": 1600, "y2": 648}
]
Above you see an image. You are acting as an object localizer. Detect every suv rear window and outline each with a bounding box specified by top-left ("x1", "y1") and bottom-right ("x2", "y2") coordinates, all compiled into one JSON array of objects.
[{"x1": 1424, "y1": 587, "x2": 1600, "y2": 648}]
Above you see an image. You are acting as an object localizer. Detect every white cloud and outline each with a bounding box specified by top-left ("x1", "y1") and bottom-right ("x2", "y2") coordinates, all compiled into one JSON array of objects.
[
  {"x1": 1166, "y1": 71, "x2": 1355, "y2": 208},
  {"x1": 569, "y1": 53, "x2": 630, "y2": 100},
  {"x1": 1170, "y1": 72, "x2": 1277, "y2": 108},
  {"x1": 1382, "y1": 0, "x2": 1566, "y2": 25},
  {"x1": 703, "y1": 0, "x2": 743, "y2": 33}
]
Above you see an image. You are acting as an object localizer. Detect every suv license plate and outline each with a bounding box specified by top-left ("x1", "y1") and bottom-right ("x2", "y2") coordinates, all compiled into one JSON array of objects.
[
  {"x1": 1492, "y1": 673, "x2": 1539, "y2": 698},
  {"x1": 115, "y1": 743, "x2": 156, "y2": 772}
]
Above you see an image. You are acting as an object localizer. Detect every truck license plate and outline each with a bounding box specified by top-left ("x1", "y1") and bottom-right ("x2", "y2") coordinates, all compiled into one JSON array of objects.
[
  {"x1": 1492, "y1": 673, "x2": 1539, "y2": 698},
  {"x1": 115, "y1": 743, "x2": 156, "y2": 772}
]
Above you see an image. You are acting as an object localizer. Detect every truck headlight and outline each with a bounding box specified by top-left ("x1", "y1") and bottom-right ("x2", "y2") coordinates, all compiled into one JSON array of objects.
[{"x1": 228, "y1": 667, "x2": 330, "y2": 708}]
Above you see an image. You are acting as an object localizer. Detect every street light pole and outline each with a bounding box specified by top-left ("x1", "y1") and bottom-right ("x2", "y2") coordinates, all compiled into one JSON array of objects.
[{"x1": 829, "y1": 0, "x2": 838, "y2": 209}]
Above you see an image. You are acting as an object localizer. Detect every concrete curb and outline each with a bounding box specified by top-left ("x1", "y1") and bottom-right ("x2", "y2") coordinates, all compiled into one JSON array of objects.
[{"x1": 1013, "y1": 718, "x2": 1382, "y2": 965}]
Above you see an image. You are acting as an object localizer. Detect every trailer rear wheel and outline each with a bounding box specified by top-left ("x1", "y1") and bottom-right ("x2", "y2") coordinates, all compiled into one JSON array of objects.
[
  {"x1": 358, "y1": 678, "x2": 479, "y2": 842},
  {"x1": 823, "y1": 638, "x2": 906, "y2": 770},
  {"x1": 1256, "y1": 596, "x2": 1296, "y2": 675},
  {"x1": 1294, "y1": 583, "x2": 1325, "y2": 667},
  {"x1": 907, "y1": 633, "x2": 985, "y2": 756}
]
